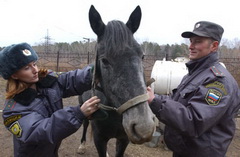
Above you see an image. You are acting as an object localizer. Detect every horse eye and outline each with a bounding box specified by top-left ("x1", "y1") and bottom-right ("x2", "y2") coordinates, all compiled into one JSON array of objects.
[
  {"x1": 101, "y1": 58, "x2": 110, "y2": 66},
  {"x1": 142, "y1": 55, "x2": 145, "y2": 60}
]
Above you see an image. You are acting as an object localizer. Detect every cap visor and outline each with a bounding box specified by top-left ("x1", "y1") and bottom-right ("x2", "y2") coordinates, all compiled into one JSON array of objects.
[
  {"x1": 181, "y1": 31, "x2": 211, "y2": 38},
  {"x1": 181, "y1": 32, "x2": 195, "y2": 38}
]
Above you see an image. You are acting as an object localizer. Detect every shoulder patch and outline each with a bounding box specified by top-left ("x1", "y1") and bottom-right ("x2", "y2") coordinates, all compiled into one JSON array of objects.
[
  {"x1": 205, "y1": 81, "x2": 227, "y2": 95},
  {"x1": 48, "y1": 70, "x2": 64, "y2": 78},
  {"x1": 210, "y1": 66, "x2": 224, "y2": 77},
  {"x1": 9, "y1": 121, "x2": 22, "y2": 138},
  {"x1": 4, "y1": 99, "x2": 16, "y2": 110},
  {"x1": 205, "y1": 89, "x2": 222, "y2": 106},
  {"x1": 4, "y1": 115, "x2": 22, "y2": 127}
]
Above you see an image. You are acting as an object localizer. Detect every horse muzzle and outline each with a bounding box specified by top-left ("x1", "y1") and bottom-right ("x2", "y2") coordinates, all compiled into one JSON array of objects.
[{"x1": 122, "y1": 101, "x2": 156, "y2": 144}]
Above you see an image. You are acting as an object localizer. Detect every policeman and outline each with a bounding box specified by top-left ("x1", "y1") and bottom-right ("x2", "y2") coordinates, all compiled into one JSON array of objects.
[
  {"x1": 147, "y1": 21, "x2": 240, "y2": 157},
  {"x1": 0, "y1": 43, "x2": 100, "y2": 157}
]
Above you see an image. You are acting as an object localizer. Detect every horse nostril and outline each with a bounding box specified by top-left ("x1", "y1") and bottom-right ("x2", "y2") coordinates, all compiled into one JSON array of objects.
[
  {"x1": 131, "y1": 123, "x2": 137, "y2": 135},
  {"x1": 153, "y1": 116, "x2": 156, "y2": 122}
]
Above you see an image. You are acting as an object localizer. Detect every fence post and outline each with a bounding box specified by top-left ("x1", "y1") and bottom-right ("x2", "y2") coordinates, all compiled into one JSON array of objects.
[{"x1": 56, "y1": 50, "x2": 60, "y2": 72}]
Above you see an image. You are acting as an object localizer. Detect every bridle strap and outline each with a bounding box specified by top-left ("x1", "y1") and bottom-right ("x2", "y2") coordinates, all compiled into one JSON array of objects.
[
  {"x1": 90, "y1": 51, "x2": 118, "y2": 112},
  {"x1": 95, "y1": 93, "x2": 149, "y2": 114},
  {"x1": 116, "y1": 93, "x2": 149, "y2": 114},
  {"x1": 91, "y1": 50, "x2": 98, "y2": 93},
  {"x1": 98, "y1": 102, "x2": 117, "y2": 111}
]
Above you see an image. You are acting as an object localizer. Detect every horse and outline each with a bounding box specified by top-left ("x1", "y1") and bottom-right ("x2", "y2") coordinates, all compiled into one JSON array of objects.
[{"x1": 77, "y1": 5, "x2": 156, "y2": 157}]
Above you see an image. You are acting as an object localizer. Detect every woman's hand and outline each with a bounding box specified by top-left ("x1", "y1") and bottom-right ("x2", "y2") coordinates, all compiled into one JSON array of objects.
[{"x1": 80, "y1": 96, "x2": 100, "y2": 117}]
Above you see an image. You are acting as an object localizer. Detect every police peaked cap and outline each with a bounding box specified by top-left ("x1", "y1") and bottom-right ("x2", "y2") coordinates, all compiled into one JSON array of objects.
[{"x1": 181, "y1": 21, "x2": 224, "y2": 42}]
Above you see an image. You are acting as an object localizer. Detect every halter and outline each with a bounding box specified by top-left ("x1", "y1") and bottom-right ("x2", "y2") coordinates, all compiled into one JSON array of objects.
[{"x1": 91, "y1": 51, "x2": 152, "y2": 114}]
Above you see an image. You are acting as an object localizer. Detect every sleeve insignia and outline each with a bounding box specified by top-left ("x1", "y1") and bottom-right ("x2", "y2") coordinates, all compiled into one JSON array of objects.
[
  {"x1": 9, "y1": 121, "x2": 22, "y2": 138},
  {"x1": 205, "y1": 81, "x2": 227, "y2": 95},
  {"x1": 4, "y1": 115, "x2": 22, "y2": 127},
  {"x1": 205, "y1": 89, "x2": 222, "y2": 106},
  {"x1": 4, "y1": 99, "x2": 16, "y2": 110}
]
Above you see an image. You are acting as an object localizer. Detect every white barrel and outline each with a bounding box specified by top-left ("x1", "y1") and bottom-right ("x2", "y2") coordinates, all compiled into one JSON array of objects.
[{"x1": 151, "y1": 60, "x2": 188, "y2": 95}]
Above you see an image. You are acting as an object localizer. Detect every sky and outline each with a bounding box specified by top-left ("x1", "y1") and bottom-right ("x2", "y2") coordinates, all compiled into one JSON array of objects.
[{"x1": 0, "y1": 0, "x2": 240, "y2": 47}]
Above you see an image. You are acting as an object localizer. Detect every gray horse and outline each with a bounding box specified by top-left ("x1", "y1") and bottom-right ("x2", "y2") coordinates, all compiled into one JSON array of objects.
[{"x1": 78, "y1": 5, "x2": 155, "y2": 157}]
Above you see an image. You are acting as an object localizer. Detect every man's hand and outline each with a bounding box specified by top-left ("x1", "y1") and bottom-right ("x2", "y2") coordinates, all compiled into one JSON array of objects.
[{"x1": 147, "y1": 86, "x2": 155, "y2": 104}]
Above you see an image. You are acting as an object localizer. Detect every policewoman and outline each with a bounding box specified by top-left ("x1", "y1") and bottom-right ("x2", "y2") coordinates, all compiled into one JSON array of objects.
[
  {"x1": 147, "y1": 21, "x2": 240, "y2": 157},
  {"x1": 0, "y1": 43, "x2": 100, "y2": 157}
]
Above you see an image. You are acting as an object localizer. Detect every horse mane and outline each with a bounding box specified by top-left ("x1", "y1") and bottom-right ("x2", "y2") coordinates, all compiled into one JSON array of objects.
[{"x1": 99, "y1": 20, "x2": 140, "y2": 57}]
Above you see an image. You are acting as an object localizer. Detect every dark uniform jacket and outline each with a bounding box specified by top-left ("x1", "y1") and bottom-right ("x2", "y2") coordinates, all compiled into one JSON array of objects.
[
  {"x1": 2, "y1": 66, "x2": 92, "y2": 157},
  {"x1": 150, "y1": 52, "x2": 240, "y2": 157}
]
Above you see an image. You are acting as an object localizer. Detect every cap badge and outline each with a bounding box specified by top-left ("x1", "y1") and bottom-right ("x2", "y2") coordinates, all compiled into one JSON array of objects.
[
  {"x1": 195, "y1": 23, "x2": 201, "y2": 28},
  {"x1": 22, "y1": 49, "x2": 31, "y2": 56}
]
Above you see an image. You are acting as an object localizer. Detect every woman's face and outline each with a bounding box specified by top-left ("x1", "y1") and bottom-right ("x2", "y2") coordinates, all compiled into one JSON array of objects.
[{"x1": 11, "y1": 61, "x2": 39, "y2": 84}]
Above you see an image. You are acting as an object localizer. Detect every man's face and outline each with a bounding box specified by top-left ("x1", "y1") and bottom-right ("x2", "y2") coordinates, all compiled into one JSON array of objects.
[{"x1": 188, "y1": 36, "x2": 218, "y2": 60}]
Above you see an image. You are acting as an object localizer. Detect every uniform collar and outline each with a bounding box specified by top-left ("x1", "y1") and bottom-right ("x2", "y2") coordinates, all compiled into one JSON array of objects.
[
  {"x1": 186, "y1": 51, "x2": 219, "y2": 75},
  {"x1": 36, "y1": 75, "x2": 57, "y2": 88},
  {"x1": 13, "y1": 74, "x2": 57, "y2": 106}
]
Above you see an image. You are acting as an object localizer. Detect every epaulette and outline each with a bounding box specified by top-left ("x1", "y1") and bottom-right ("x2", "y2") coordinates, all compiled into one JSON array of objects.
[{"x1": 210, "y1": 66, "x2": 225, "y2": 77}]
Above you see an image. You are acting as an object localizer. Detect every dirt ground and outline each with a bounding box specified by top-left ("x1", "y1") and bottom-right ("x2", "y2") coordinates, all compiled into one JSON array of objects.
[{"x1": 0, "y1": 77, "x2": 240, "y2": 157}]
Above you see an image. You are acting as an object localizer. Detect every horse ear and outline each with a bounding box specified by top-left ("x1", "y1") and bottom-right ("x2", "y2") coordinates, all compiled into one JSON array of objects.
[
  {"x1": 126, "y1": 6, "x2": 142, "y2": 34},
  {"x1": 89, "y1": 5, "x2": 106, "y2": 37}
]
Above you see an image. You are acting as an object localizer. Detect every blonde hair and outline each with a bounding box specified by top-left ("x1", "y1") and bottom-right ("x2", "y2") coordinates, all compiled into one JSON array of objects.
[{"x1": 5, "y1": 68, "x2": 48, "y2": 99}]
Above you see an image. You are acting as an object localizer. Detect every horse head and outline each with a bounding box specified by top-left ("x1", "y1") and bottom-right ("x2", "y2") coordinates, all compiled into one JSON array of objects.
[{"x1": 89, "y1": 5, "x2": 155, "y2": 144}]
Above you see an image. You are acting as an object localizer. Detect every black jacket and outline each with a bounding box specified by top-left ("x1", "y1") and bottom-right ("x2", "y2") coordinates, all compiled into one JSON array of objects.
[
  {"x1": 150, "y1": 52, "x2": 240, "y2": 157},
  {"x1": 3, "y1": 66, "x2": 92, "y2": 157}
]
